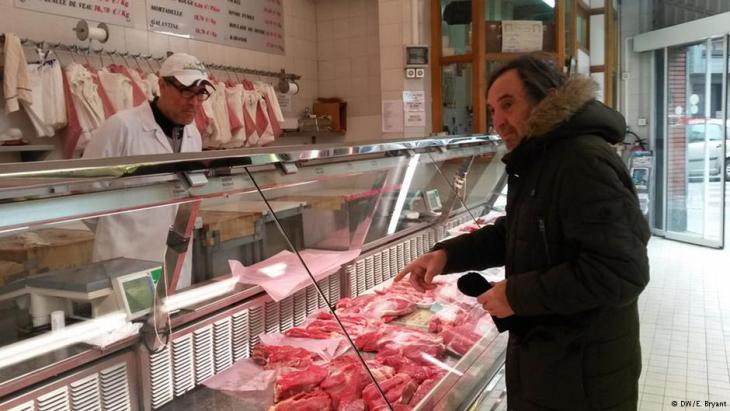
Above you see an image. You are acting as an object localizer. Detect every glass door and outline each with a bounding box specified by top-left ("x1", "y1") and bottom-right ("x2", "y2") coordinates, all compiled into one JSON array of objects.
[{"x1": 664, "y1": 38, "x2": 726, "y2": 248}]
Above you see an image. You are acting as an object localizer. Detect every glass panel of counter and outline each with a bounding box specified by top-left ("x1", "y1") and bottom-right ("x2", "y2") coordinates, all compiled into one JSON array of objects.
[
  {"x1": 0, "y1": 206, "x2": 182, "y2": 385},
  {"x1": 205, "y1": 159, "x2": 505, "y2": 410}
]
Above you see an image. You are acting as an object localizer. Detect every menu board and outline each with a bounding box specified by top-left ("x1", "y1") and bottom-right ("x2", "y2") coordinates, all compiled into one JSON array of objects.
[
  {"x1": 14, "y1": 0, "x2": 134, "y2": 27},
  {"x1": 147, "y1": 0, "x2": 285, "y2": 54}
]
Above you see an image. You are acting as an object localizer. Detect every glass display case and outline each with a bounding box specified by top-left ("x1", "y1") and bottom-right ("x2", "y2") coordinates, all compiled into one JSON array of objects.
[{"x1": 0, "y1": 136, "x2": 508, "y2": 411}]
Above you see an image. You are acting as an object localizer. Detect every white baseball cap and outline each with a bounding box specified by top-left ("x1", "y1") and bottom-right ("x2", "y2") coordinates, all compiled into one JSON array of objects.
[{"x1": 159, "y1": 53, "x2": 212, "y2": 87}]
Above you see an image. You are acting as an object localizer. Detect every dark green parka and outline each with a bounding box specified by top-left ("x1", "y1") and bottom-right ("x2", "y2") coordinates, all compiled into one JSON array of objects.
[{"x1": 437, "y1": 77, "x2": 650, "y2": 410}]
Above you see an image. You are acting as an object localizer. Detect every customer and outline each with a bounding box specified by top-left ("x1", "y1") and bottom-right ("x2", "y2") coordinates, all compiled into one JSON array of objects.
[
  {"x1": 83, "y1": 53, "x2": 213, "y2": 290},
  {"x1": 396, "y1": 55, "x2": 650, "y2": 410}
]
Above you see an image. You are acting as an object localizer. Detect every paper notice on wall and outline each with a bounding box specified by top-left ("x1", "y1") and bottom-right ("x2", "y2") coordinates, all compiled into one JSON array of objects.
[
  {"x1": 276, "y1": 92, "x2": 291, "y2": 114},
  {"x1": 405, "y1": 112, "x2": 426, "y2": 127},
  {"x1": 382, "y1": 100, "x2": 404, "y2": 132},
  {"x1": 15, "y1": 0, "x2": 134, "y2": 27},
  {"x1": 501, "y1": 20, "x2": 543, "y2": 53},
  {"x1": 403, "y1": 91, "x2": 426, "y2": 112}
]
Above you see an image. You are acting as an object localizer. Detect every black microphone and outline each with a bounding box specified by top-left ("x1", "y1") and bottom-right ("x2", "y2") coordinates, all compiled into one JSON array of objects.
[
  {"x1": 457, "y1": 271, "x2": 493, "y2": 297},
  {"x1": 457, "y1": 271, "x2": 515, "y2": 332}
]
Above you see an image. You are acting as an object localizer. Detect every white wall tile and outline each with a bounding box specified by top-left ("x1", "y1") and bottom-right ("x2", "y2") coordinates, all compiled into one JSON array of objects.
[
  {"x1": 381, "y1": 45, "x2": 403, "y2": 69},
  {"x1": 351, "y1": 56, "x2": 369, "y2": 78},
  {"x1": 380, "y1": 0, "x2": 403, "y2": 25},
  {"x1": 319, "y1": 79, "x2": 337, "y2": 98},
  {"x1": 317, "y1": 0, "x2": 336, "y2": 22},
  {"x1": 333, "y1": 18, "x2": 350, "y2": 40},
  {"x1": 380, "y1": 23, "x2": 403, "y2": 47},
  {"x1": 333, "y1": 39, "x2": 351, "y2": 59},
  {"x1": 350, "y1": 76, "x2": 369, "y2": 100},
  {"x1": 349, "y1": 97, "x2": 368, "y2": 116},
  {"x1": 349, "y1": 19, "x2": 368, "y2": 38},
  {"x1": 349, "y1": 37, "x2": 370, "y2": 58},
  {"x1": 381, "y1": 68, "x2": 404, "y2": 92},
  {"x1": 335, "y1": 78, "x2": 352, "y2": 97},
  {"x1": 318, "y1": 20, "x2": 334, "y2": 42},
  {"x1": 332, "y1": 1, "x2": 350, "y2": 22},
  {"x1": 350, "y1": 0, "x2": 369, "y2": 18},
  {"x1": 334, "y1": 60, "x2": 352, "y2": 80},
  {"x1": 124, "y1": 29, "x2": 149, "y2": 55}
]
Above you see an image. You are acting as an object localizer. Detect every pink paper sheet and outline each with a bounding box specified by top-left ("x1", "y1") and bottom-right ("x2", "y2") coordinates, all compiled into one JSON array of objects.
[
  {"x1": 258, "y1": 332, "x2": 351, "y2": 361},
  {"x1": 202, "y1": 359, "x2": 277, "y2": 410},
  {"x1": 230, "y1": 248, "x2": 360, "y2": 302}
]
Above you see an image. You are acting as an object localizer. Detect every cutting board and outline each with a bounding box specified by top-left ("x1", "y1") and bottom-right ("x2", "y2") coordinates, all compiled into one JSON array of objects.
[{"x1": 0, "y1": 228, "x2": 95, "y2": 273}]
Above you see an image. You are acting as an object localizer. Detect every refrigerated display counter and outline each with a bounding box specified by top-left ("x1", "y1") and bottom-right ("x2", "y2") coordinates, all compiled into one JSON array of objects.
[{"x1": 0, "y1": 135, "x2": 508, "y2": 411}]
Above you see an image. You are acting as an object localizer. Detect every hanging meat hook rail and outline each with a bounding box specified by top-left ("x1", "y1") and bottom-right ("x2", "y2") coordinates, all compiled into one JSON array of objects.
[{"x1": 0, "y1": 34, "x2": 301, "y2": 81}]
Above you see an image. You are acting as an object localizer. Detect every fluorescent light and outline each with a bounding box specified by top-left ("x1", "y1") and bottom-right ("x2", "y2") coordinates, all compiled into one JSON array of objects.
[
  {"x1": 420, "y1": 352, "x2": 464, "y2": 376},
  {"x1": 387, "y1": 154, "x2": 421, "y2": 235},
  {"x1": 0, "y1": 312, "x2": 127, "y2": 370},
  {"x1": 542, "y1": 0, "x2": 555, "y2": 7},
  {"x1": 162, "y1": 277, "x2": 237, "y2": 313},
  {"x1": 154, "y1": 31, "x2": 192, "y2": 39}
]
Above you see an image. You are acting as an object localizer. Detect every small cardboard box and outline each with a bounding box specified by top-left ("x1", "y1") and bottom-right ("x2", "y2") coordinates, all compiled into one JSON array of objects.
[{"x1": 313, "y1": 98, "x2": 347, "y2": 132}]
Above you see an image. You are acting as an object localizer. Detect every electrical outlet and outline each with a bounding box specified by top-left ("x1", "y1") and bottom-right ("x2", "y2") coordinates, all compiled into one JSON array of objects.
[
  {"x1": 637, "y1": 118, "x2": 648, "y2": 126},
  {"x1": 621, "y1": 72, "x2": 630, "y2": 80}
]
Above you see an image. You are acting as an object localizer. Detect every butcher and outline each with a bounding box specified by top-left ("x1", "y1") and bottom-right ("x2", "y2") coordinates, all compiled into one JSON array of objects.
[{"x1": 83, "y1": 53, "x2": 213, "y2": 290}]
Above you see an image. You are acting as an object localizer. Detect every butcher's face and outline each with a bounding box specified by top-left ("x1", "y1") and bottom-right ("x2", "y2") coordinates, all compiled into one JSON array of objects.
[
  {"x1": 487, "y1": 69, "x2": 535, "y2": 151},
  {"x1": 158, "y1": 77, "x2": 209, "y2": 125}
]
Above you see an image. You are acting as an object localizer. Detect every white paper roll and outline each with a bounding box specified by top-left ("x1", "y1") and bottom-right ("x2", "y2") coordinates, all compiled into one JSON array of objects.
[
  {"x1": 88, "y1": 26, "x2": 108, "y2": 42},
  {"x1": 51, "y1": 310, "x2": 65, "y2": 331},
  {"x1": 287, "y1": 81, "x2": 299, "y2": 95}
]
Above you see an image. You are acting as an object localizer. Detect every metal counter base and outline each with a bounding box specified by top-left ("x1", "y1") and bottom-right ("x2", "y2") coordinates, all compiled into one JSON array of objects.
[
  {"x1": 157, "y1": 386, "x2": 271, "y2": 411},
  {"x1": 152, "y1": 329, "x2": 508, "y2": 411}
]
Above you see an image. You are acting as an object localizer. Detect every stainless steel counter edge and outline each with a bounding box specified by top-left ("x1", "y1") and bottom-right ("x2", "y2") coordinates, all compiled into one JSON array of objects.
[
  {"x1": 0, "y1": 334, "x2": 138, "y2": 399},
  {"x1": 0, "y1": 135, "x2": 500, "y2": 183}
]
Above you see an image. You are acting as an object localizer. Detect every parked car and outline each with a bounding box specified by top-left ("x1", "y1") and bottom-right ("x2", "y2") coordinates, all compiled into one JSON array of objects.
[{"x1": 685, "y1": 119, "x2": 730, "y2": 180}]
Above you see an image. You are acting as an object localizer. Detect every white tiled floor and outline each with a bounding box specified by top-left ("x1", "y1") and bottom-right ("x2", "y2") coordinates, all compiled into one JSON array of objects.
[
  {"x1": 638, "y1": 236, "x2": 730, "y2": 410},
  {"x1": 477, "y1": 234, "x2": 730, "y2": 411}
]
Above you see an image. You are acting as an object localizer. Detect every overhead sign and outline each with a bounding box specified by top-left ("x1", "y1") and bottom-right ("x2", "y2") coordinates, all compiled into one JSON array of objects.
[{"x1": 146, "y1": 0, "x2": 285, "y2": 54}]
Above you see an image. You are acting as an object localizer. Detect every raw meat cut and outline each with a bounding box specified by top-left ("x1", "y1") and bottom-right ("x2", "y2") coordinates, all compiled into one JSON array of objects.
[
  {"x1": 283, "y1": 327, "x2": 332, "y2": 340},
  {"x1": 365, "y1": 360, "x2": 396, "y2": 382},
  {"x1": 274, "y1": 364, "x2": 328, "y2": 402},
  {"x1": 376, "y1": 354, "x2": 445, "y2": 383},
  {"x1": 270, "y1": 388, "x2": 332, "y2": 411},
  {"x1": 428, "y1": 305, "x2": 469, "y2": 333},
  {"x1": 379, "y1": 280, "x2": 436, "y2": 306},
  {"x1": 251, "y1": 344, "x2": 317, "y2": 369},
  {"x1": 441, "y1": 325, "x2": 482, "y2": 356},
  {"x1": 336, "y1": 294, "x2": 416, "y2": 322},
  {"x1": 340, "y1": 399, "x2": 366, "y2": 411},
  {"x1": 320, "y1": 355, "x2": 370, "y2": 410},
  {"x1": 431, "y1": 276, "x2": 480, "y2": 309},
  {"x1": 409, "y1": 377, "x2": 440, "y2": 406},
  {"x1": 362, "y1": 373, "x2": 417, "y2": 410},
  {"x1": 285, "y1": 312, "x2": 382, "y2": 340},
  {"x1": 370, "y1": 325, "x2": 446, "y2": 364}
]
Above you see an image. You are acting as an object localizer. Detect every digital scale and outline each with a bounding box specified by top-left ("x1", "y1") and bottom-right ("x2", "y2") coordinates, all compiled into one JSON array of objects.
[
  {"x1": 404, "y1": 189, "x2": 443, "y2": 218},
  {"x1": 0, "y1": 258, "x2": 161, "y2": 327}
]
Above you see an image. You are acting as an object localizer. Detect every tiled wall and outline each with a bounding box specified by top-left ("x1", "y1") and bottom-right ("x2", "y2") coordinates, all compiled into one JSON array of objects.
[
  {"x1": 379, "y1": 0, "x2": 432, "y2": 139},
  {"x1": 0, "y1": 0, "x2": 318, "y2": 160},
  {"x1": 315, "y1": 0, "x2": 382, "y2": 142}
]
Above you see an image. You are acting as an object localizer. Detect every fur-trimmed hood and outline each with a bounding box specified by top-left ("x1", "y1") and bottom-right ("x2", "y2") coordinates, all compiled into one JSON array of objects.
[{"x1": 524, "y1": 76, "x2": 625, "y2": 144}]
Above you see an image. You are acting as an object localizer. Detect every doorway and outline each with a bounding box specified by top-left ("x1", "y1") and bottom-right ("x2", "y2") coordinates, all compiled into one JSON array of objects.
[{"x1": 657, "y1": 38, "x2": 727, "y2": 248}]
